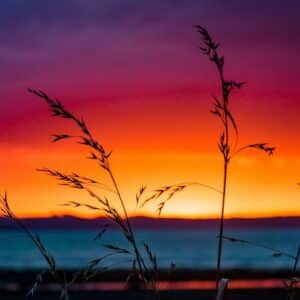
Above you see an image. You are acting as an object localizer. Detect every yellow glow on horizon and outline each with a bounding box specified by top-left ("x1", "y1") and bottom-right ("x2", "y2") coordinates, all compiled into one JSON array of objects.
[{"x1": 2, "y1": 145, "x2": 300, "y2": 219}]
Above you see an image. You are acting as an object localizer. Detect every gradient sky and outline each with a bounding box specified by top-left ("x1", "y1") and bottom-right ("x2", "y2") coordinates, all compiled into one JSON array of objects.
[{"x1": 1, "y1": 0, "x2": 300, "y2": 218}]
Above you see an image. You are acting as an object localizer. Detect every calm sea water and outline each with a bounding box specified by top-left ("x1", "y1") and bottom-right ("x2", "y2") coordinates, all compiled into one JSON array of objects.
[{"x1": 0, "y1": 228, "x2": 299, "y2": 270}]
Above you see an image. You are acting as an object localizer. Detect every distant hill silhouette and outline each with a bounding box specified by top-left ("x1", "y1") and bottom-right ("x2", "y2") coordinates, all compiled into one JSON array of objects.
[{"x1": 1, "y1": 216, "x2": 300, "y2": 230}]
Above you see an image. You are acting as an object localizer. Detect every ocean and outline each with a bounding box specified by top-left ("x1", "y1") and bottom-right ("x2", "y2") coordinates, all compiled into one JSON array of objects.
[{"x1": 0, "y1": 228, "x2": 299, "y2": 270}]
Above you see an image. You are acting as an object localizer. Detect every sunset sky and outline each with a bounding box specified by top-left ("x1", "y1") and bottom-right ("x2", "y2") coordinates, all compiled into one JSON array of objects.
[{"x1": 1, "y1": 0, "x2": 300, "y2": 218}]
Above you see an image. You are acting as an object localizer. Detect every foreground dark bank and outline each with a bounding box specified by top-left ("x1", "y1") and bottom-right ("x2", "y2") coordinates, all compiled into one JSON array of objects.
[
  {"x1": 1, "y1": 269, "x2": 299, "y2": 300},
  {"x1": 1, "y1": 269, "x2": 299, "y2": 282},
  {"x1": 2, "y1": 289, "x2": 299, "y2": 300}
]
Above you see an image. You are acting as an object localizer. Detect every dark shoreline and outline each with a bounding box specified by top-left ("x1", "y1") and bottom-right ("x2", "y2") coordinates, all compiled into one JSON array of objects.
[
  {"x1": 1, "y1": 216, "x2": 300, "y2": 230},
  {"x1": 1, "y1": 289, "x2": 299, "y2": 300},
  {"x1": 1, "y1": 269, "x2": 299, "y2": 300}
]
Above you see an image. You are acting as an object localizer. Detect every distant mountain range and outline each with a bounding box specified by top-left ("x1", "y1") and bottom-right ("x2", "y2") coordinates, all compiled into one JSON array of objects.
[{"x1": 1, "y1": 215, "x2": 300, "y2": 230}]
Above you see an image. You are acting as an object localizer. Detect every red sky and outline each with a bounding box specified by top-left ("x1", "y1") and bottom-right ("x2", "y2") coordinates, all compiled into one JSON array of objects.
[{"x1": 1, "y1": 0, "x2": 300, "y2": 218}]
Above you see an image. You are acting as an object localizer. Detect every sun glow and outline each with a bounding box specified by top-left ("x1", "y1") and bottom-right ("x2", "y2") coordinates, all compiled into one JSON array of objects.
[{"x1": 2, "y1": 145, "x2": 300, "y2": 219}]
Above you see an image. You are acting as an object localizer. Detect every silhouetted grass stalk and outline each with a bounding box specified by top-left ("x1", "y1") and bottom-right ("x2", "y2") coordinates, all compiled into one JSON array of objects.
[
  {"x1": 28, "y1": 89, "x2": 157, "y2": 293},
  {"x1": 0, "y1": 192, "x2": 69, "y2": 299},
  {"x1": 292, "y1": 245, "x2": 300, "y2": 273},
  {"x1": 222, "y1": 235, "x2": 298, "y2": 260},
  {"x1": 195, "y1": 25, "x2": 275, "y2": 294},
  {"x1": 222, "y1": 235, "x2": 300, "y2": 300},
  {"x1": 287, "y1": 244, "x2": 300, "y2": 300},
  {"x1": 107, "y1": 168, "x2": 145, "y2": 274}
]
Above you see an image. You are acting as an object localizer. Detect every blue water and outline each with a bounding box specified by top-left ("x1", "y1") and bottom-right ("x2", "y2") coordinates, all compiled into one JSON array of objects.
[{"x1": 0, "y1": 228, "x2": 299, "y2": 270}]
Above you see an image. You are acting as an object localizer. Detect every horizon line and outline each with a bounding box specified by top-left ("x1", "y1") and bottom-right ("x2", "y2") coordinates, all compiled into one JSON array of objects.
[{"x1": 6, "y1": 214, "x2": 300, "y2": 220}]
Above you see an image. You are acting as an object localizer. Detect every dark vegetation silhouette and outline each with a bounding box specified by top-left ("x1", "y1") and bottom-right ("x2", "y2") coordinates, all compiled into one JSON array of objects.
[
  {"x1": 0, "y1": 24, "x2": 299, "y2": 300},
  {"x1": 1, "y1": 90, "x2": 164, "y2": 298},
  {"x1": 222, "y1": 236, "x2": 300, "y2": 300},
  {"x1": 142, "y1": 25, "x2": 276, "y2": 295},
  {"x1": 194, "y1": 26, "x2": 300, "y2": 300},
  {"x1": 27, "y1": 88, "x2": 161, "y2": 298},
  {"x1": 195, "y1": 25, "x2": 275, "y2": 290},
  {"x1": 0, "y1": 192, "x2": 70, "y2": 299}
]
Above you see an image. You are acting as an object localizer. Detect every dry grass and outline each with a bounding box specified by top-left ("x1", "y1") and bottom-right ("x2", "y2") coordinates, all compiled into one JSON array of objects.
[
  {"x1": 195, "y1": 25, "x2": 275, "y2": 293},
  {"x1": 138, "y1": 182, "x2": 221, "y2": 215},
  {"x1": 0, "y1": 192, "x2": 69, "y2": 299},
  {"x1": 0, "y1": 24, "x2": 297, "y2": 300},
  {"x1": 222, "y1": 235, "x2": 300, "y2": 300},
  {"x1": 27, "y1": 88, "x2": 159, "y2": 296}
]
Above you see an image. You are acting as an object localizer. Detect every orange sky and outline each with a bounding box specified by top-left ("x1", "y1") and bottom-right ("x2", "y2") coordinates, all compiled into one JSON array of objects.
[
  {"x1": 1, "y1": 1, "x2": 300, "y2": 219},
  {"x1": 2, "y1": 104, "x2": 300, "y2": 219}
]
